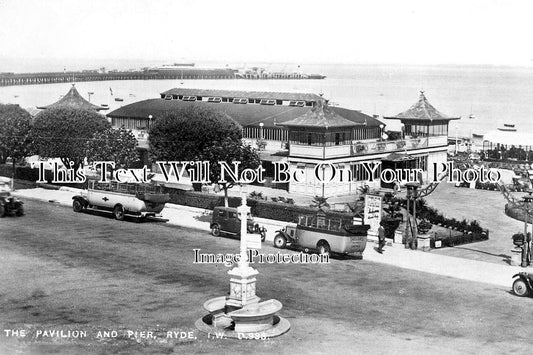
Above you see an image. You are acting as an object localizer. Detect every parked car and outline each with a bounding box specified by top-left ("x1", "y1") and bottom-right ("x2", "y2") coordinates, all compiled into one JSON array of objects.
[
  {"x1": 512, "y1": 272, "x2": 533, "y2": 297},
  {"x1": 210, "y1": 206, "x2": 266, "y2": 241},
  {"x1": 0, "y1": 177, "x2": 24, "y2": 217}
]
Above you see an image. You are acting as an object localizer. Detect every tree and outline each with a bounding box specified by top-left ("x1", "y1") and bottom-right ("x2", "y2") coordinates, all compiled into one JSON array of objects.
[
  {"x1": 32, "y1": 107, "x2": 110, "y2": 172},
  {"x1": 149, "y1": 105, "x2": 260, "y2": 205},
  {"x1": 0, "y1": 104, "x2": 34, "y2": 182},
  {"x1": 310, "y1": 195, "x2": 330, "y2": 209},
  {"x1": 204, "y1": 139, "x2": 261, "y2": 205},
  {"x1": 149, "y1": 105, "x2": 242, "y2": 161},
  {"x1": 85, "y1": 127, "x2": 139, "y2": 171}
]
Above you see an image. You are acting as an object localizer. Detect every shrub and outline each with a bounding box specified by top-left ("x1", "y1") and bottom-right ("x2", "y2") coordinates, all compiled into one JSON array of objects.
[{"x1": 381, "y1": 216, "x2": 401, "y2": 239}]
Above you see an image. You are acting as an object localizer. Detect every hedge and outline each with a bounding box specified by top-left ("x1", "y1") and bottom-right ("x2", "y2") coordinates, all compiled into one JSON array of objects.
[
  {"x1": 433, "y1": 230, "x2": 490, "y2": 248},
  {"x1": 0, "y1": 164, "x2": 88, "y2": 189},
  {"x1": 163, "y1": 187, "x2": 354, "y2": 224},
  {"x1": 505, "y1": 203, "x2": 533, "y2": 224}
]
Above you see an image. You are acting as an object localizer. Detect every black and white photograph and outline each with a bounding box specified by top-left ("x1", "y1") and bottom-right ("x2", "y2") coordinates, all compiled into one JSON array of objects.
[{"x1": 1, "y1": 0, "x2": 533, "y2": 354}]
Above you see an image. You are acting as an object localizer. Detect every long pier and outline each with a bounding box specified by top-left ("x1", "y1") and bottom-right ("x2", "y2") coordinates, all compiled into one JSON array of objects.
[{"x1": 0, "y1": 69, "x2": 324, "y2": 87}]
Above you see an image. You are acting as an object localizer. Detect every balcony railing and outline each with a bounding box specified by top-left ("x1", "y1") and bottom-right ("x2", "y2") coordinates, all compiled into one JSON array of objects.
[{"x1": 289, "y1": 136, "x2": 448, "y2": 159}]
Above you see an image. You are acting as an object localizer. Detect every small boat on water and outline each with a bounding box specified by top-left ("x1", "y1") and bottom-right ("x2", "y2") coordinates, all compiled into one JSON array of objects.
[
  {"x1": 101, "y1": 104, "x2": 109, "y2": 107},
  {"x1": 114, "y1": 98, "x2": 124, "y2": 102},
  {"x1": 498, "y1": 123, "x2": 517, "y2": 132}
]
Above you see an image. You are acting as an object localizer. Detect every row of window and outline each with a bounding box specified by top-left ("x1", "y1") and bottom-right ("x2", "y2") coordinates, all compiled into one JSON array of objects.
[
  {"x1": 113, "y1": 117, "x2": 147, "y2": 130},
  {"x1": 243, "y1": 127, "x2": 288, "y2": 141},
  {"x1": 405, "y1": 123, "x2": 448, "y2": 136},
  {"x1": 289, "y1": 130, "x2": 378, "y2": 146},
  {"x1": 161, "y1": 94, "x2": 315, "y2": 106}
]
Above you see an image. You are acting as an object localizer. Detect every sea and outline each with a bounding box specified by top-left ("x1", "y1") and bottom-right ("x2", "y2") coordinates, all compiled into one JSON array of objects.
[{"x1": 1, "y1": 61, "x2": 533, "y2": 137}]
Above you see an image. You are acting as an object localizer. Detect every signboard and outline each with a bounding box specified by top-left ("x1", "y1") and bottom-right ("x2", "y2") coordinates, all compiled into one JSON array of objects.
[
  {"x1": 246, "y1": 234, "x2": 262, "y2": 250},
  {"x1": 364, "y1": 194, "x2": 382, "y2": 236}
]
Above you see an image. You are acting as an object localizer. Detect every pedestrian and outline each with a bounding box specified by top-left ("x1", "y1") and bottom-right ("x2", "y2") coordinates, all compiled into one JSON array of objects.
[{"x1": 377, "y1": 222, "x2": 386, "y2": 253}]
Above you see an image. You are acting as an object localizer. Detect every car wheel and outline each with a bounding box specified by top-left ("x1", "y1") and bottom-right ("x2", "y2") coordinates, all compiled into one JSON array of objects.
[
  {"x1": 73, "y1": 200, "x2": 83, "y2": 213},
  {"x1": 113, "y1": 205, "x2": 125, "y2": 221},
  {"x1": 513, "y1": 279, "x2": 529, "y2": 297},
  {"x1": 273, "y1": 234, "x2": 287, "y2": 248},
  {"x1": 317, "y1": 241, "x2": 331, "y2": 257},
  {"x1": 211, "y1": 224, "x2": 221, "y2": 237},
  {"x1": 15, "y1": 205, "x2": 24, "y2": 216}
]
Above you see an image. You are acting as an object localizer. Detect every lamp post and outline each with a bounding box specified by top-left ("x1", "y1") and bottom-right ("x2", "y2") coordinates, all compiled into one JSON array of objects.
[
  {"x1": 148, "y1": 115, "x2": 153, "y2": 129},
  {"x1": 453, "y1": 124, "x2": 457, "y2": 155},
  {"x1": 405, "y1": 182, "x2": 420, "y2": 250},
  {"x1": 88, "y1": 92, "x2": 94, "y2": 102},
  {"x1": 522, "y1": 192, "x2": 533, "y2": 267},
  {"x1": 469, "y1": 113, "x2": 475, "y2": 153},
  {"x1": 379, "y1": 124, "x2": 384, "y2": 141}
]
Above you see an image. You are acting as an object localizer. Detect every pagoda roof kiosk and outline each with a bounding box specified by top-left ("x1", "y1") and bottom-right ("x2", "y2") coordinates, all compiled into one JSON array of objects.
[
  {"x1": 282, "y1": 100, "x2": 364, "y2": 160},
  {"x1": 384, "y1": 91, "x2": 460, "y2": 137},
  {"x1": 37, "y1": 84, "x2": 108, "y2": 112}
]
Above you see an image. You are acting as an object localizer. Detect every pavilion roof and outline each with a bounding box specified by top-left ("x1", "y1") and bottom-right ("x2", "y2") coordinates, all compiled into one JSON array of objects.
[
  {"x1": 385, "y1": 91, "x2": 459, "y2": 121},
  {"x1": 280, "y1": 100, "x2": 362, "y2": 129},
  {"x1": 107, "y1": 98, "x2": 382, "y2": 128},
  {"x1": 37, "y1": 84, "x2": 108, "y2": 111}
]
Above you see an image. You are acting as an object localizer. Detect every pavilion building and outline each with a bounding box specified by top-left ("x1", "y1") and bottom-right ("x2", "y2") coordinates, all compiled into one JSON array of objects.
[
  {"x1": 280, "y1": 92, "x2": 459, "y2": 195},
  {"x1": 107, "y1": 89, "x2": 458, "y2": 196}
]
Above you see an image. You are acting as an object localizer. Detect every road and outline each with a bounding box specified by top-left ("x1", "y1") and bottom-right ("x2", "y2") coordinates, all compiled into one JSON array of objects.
[{"x1": 0, "y1": 199, "x2": 532, "y2": 354}]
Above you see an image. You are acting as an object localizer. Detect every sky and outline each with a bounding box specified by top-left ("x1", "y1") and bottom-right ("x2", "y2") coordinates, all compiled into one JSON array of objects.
[{"x1": 1, "y1": 0, "x2": 533, "y2": 71}]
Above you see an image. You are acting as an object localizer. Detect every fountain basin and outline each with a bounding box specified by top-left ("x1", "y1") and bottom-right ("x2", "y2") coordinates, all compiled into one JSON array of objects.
[{"x1": 228, "y1": 299, "x2": 283, "y2": 333}]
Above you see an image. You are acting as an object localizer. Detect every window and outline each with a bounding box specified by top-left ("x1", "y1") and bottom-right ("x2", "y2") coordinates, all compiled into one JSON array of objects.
[
  {"x1": 182, "y1": 96, "x2": 197, "y2": 101},
  {"x1": 207, "y1": 97, "x2": 222, "y2": 103},
  {"x1": 164, "y1": 94, "x2": 172, "y2": 100},
  {"x1": 229, "y1": 212, "x2": 238, "y2": 218},
  {"x1": 260, "y1": 99, "x2": 276, "y2": 105},
  {"x1": 233, "y1": 98, "x2": 248, "y2": 104},
  {"x1": 289, "y1": 100, "x2": 305, "y2": 107},
  {"x1": 218, "y1": 210, "x2": 226, "y2": 217}
]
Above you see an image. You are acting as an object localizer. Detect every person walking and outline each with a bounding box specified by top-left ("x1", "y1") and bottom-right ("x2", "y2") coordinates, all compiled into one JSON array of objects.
[{"x1": 377, "y1": 222, "x2": 386, "y2": 254}]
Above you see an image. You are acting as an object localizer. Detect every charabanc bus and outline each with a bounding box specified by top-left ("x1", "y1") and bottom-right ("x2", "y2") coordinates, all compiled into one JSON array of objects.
[{"x1": 72, "y1": 180, "x2": 170, "y2": 221}]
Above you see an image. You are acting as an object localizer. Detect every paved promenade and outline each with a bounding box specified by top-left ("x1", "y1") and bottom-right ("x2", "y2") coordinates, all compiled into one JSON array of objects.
[{"x1": 12, "y1": 187, "x2": 530, "y2": 289}]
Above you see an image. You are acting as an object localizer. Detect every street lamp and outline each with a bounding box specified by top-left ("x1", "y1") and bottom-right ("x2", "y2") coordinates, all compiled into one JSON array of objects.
[
  {"x1": 148, "y1": 115, "x2": 153, "y2": 129},
  {"x1": 379, "y1": 124, "x2": 384, "y2": 141},
  {"x1": 455, "y1": 124, "x2": 459, "y2": 155},
  {"x1": 258, "y1": 122, "x2": 265, "y2": 151},
  {"x1": 521, "y1": 192, "x2": 533, "y2": 267}
]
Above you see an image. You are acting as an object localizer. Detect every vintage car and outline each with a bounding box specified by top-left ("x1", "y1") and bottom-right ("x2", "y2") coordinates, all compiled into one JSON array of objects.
[
  {"x1": 210, "y1": 206, "x2": 266, "y2": 241},
  {"x1": 0, "y1": 177, "x2": 24, "y2": 217},
  {"x1": 273, "y1": 214, "x2": 370, "y2": 257},
  {"x1": 72, "y1": 180, "x2": 170, "y2": 221}
]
